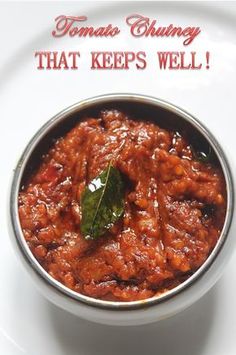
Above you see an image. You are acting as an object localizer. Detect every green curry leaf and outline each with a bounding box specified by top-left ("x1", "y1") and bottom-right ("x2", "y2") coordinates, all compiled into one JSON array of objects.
[{"x1": 80, "y1": 162, "x2": 124, "y2": 239}]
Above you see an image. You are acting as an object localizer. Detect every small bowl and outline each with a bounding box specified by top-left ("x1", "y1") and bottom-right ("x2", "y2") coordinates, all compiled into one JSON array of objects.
[{"x1": 9, "y1": 94, "x2": 235, "y2": 325}]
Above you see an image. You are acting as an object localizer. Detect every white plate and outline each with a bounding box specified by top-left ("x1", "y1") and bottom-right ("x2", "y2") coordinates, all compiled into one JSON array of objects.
[{"x1": 1, "y1": 1, "x2": 236, "y2": 354}]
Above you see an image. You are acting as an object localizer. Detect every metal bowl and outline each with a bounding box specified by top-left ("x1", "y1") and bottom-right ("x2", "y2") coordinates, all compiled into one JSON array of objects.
[{"x1": 9, "y1": 94, "x2": 235, "y2": 325}]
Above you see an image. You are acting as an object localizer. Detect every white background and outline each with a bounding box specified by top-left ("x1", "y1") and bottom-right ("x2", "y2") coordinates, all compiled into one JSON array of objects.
[{"x1": 0, "y1": 1, "x2": 236, "y2": 354}]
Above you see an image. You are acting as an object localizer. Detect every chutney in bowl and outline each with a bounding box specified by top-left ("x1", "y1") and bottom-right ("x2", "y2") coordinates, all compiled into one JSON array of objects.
[{"x1": 9, "y1": 94, "x2": 234, "y2": 325}]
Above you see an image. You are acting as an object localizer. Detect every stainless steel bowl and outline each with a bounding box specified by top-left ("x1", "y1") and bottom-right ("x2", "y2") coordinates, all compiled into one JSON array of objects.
[{"x1": 9, "y1": 94, "x2": 235, "y2": 325}]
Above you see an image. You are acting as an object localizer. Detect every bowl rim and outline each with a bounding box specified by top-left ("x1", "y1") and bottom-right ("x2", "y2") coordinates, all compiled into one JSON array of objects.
[{"x1": 10, "y1": 93, "x2": 234, "y2": 310}]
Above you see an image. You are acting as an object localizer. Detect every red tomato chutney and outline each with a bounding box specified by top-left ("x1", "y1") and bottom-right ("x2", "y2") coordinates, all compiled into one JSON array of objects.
[{"x1": 18, "y1": 110, "x2": 226, "y2": 301}]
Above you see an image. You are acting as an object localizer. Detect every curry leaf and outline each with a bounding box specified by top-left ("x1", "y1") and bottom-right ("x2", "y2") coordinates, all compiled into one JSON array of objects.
[{"x1": 80, "y1": 162, "x2": 124, "y2": 239}]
